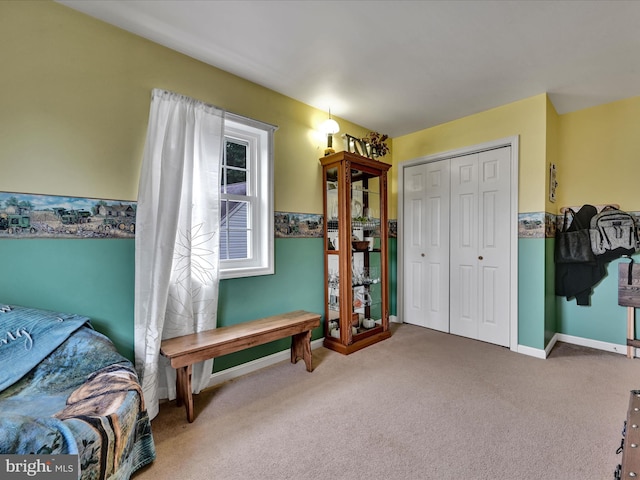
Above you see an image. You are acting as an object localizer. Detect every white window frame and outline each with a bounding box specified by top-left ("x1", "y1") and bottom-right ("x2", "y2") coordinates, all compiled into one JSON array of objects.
[{"x1": 220, "y1": 113, "x2": 276, "y2": 279}]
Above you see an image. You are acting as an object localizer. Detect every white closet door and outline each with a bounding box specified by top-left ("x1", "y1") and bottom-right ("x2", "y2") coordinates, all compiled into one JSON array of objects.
[
  {"x1": 403, "y1": 161, "x2": 450, "y2": 331},
  {"x1": 476, "y1": 147, "x2": 511, "y2": 346},
  {"x1": 450, "y1": 147, "x2": 511, "y2": 347},
  {"x1": 449, "y1": 153, "x2": 480, "y2": 340}
]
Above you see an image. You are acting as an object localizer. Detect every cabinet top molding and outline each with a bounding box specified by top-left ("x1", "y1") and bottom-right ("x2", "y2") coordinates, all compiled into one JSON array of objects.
[{"x1": 319, "y1": 151, "x2": 392, "y2": 171}]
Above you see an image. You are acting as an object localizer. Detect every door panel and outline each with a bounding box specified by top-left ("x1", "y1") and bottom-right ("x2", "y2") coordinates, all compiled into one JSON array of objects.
[
  {"x1": 450, "y1": 154, "x2": 479, "y2": 339},
  {"x1": 404, "y1": 165, "x2": 426, "y2": 327},
  {"x1": 403, "y1": 162, "x2": 449, "y2": 331},
  {"x1": 477, "y1": 147, "x2": 511, "y2": 346},
  {"x1": 409, "y1": 261, "x2": 422, "y2": 311},
  {"x1": 428, "y1": 263, "x2": 440, "y2": 312},
  {"x1": 410, "y1": 198, "x2": 423, "y2": 246}
]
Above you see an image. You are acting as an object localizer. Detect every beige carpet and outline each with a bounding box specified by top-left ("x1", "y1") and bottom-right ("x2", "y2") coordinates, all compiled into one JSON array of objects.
[{"x1": 134, "y1": 323, "x2": 638, "y2": 480}]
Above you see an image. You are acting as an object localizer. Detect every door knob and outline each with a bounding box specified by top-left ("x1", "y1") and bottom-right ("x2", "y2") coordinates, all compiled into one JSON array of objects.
[
  {"x1": 478, "y1": 256, "x2": 483, "y2": 260},
  {"x1": 421, "y1": 253, "x2": 425, "y2": 257}
]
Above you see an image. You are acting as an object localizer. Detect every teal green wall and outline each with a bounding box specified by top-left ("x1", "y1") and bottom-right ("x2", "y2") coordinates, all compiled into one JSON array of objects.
[
  {"x1": 2, "y1": 233, "x2": 627, "y2": 364},
  {"x1": 519, "y1": 236, "x2": 635, "y2": 352},
  {"x1": 0, "y1": 234, "x2": 393, "y2": 370},
  {"x1": 518, "y1": 238, "x2": 546, "y2": 349},
  {"x1": 545, "y1": 238, "x2": 557, "y2": 346},
  {"x1": 557, "y1": 256, "x2": 636, "y2": 345},
  {"x1": 0, "y1": 236, "x2": 326, "y2": 368},
  {"x1": 0, "y1": 239, "x2": 135, "y2": 359},
  {"x1": 213, "y1": 237, "x2": 324, "y2": 371}
]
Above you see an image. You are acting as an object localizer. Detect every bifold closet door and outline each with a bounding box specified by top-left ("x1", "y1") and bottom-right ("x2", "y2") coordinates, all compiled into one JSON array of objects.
[
  {"x1": 449, "y1": 147, "x2": 511, "y2": 347},
  {"x1": 403, "y1": 161, "x2": 450, "y2": 331}
]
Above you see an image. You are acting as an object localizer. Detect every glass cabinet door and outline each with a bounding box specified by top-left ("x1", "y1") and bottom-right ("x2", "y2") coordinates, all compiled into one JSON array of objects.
[
  {"x1": 350, "y1": 170, "x2": 383, "y2": 333},
  {"x1": 325, "y1": 165, "x2": 341, "y2": 339}
]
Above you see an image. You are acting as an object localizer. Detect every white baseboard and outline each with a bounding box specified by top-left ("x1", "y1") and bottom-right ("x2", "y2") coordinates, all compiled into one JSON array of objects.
[
  {"x1": 390, "y1": 314, "x2": 400, "y2": 324},
  {"x1": 518, "y1": 333, "x2": 634, "y2": 359},
  {"x1": 545, "y1": 334, "x2": 559, "y2": 358},
  {"x1": 204, "y1": 338, "x2": 325, "y2": 390},
  {"x1": 555, "y1": 333, "x2": 633, "y2": 357},
  {"x1": 517, "y1": 344, "x2": 548, "y2": 359}
]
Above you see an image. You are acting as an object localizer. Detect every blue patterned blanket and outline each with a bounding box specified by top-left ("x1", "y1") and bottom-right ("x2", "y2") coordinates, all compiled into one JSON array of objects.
[
  {"x1": 0, "y1": 305, "x2": 90, "y2": 391},
  {"x1": 0, "y1": 304, "x2": 155, "y2": 479}
]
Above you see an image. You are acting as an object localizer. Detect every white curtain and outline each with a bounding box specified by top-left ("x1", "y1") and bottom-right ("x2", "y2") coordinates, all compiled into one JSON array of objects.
[{"x1": 134, "y1": 89, "x2": 223, "y2": 419}]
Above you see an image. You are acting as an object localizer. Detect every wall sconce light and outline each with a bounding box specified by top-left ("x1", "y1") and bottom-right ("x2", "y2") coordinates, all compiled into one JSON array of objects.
[{"x1": 319, "y1": 109, "x2": 340, "y2": 156}]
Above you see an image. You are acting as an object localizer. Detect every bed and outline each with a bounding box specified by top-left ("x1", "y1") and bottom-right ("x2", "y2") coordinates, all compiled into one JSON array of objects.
[{"x1": 0, "y1": 304, "x2": 155, "y2": 480}]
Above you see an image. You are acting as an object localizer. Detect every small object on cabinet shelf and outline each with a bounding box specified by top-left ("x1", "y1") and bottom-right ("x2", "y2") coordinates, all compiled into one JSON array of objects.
[
  {"x1": 343, "y1": 132, "x2": 390, "y2": 159},
  {"x1": 365, "y1": 236, "x2": 374, "y2": 251},
  {"x1": 362, "y1": 318, "x2": 375, "y2": 329},
  {"x1": 351, "y1": 199, "x2": 363, "y2": 217},
  {"x1": 352, "y1": 241, "x2": 369, "y2": 251},
  {"x1": 362, "y1": 131, "x2": 390, "y2": 158},
  {"x1": 344, "y1": 134, "x2": 369, "y2": 157}
]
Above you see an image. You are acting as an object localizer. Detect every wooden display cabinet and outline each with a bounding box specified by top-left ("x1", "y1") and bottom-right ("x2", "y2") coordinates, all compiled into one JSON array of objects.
[{"x1": 320, "y1": 151, "x2": 391, "y2": 354}]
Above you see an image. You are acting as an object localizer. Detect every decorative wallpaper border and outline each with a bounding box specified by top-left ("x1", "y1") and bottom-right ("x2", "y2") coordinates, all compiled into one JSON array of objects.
[
  {"x1": 274, "y1": 212, "x2": 397, "y2": 239},
  {"x1": 518, "y1": 212, "x2": 550, "y2": 239},
  {"x1": 519, "y1": 211, "x2": 640, "y2": 238},
  {"x1": 0, "y1": 191, "x2": 398, "y2": 240},
  {"x1": 0, "y1": 192, "x2": 136, "y2": 239},
  {"x1": 6, "y1": 190, "x2": 632, "y2": 241}
]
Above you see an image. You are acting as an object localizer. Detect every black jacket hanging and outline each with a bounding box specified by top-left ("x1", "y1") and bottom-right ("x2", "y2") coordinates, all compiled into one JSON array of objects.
[{"x1": 555, "y1": 205, "x2": 607, "y2": 305}]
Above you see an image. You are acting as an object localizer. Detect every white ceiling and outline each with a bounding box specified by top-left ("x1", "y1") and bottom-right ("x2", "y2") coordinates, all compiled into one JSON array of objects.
[{"x1": 58, "y1": 0, "x2": 640, "y2": 138}]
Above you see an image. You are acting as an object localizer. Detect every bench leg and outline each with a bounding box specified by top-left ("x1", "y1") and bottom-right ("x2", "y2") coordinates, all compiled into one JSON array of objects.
[
  {"x1": 291, "y1": 330, "x2": 313, "y2": 372},
  {"x1": 175, "y1": 364, "x2": 195, "y2": 423}
]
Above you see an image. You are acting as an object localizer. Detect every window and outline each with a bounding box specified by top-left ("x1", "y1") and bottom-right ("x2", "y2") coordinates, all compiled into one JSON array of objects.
[{"x1": 219, "y1": 113, "x2": 276, "y2": 279}]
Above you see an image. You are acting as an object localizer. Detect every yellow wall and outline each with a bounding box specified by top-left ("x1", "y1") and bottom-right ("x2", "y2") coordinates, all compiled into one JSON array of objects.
[
  {"x1": 392, "y1": 94, "x2": 548, "y2": 214},
  {"x1": 5, "y1": 2, "x2": 639, "y2": 223},
  {"x1": 0, "y1": 1, "x2": 371, "y2": 214},
  {"x1": 545, "y1": 96, "x2": 560, "y2": 213},
  {"x1": 557, "y1": 95, "x2": 640, "y2": 210},
  {"x1": 391, "y1": 93, "x2": 640, "y2": 216}
]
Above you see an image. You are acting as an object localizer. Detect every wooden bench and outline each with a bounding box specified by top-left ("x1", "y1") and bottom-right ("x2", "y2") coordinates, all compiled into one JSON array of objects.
[{"x1": 160, "y1": 310, "x2": 320, "y2": 423}]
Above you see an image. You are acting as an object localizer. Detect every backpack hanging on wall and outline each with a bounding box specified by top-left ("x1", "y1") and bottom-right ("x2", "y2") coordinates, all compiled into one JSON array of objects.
[
  {"x1": 589, "y1": 206, "x2": 639, "y2": 261},
  {"x1": 555, "y1": 208, "x2": 596, "y2": 264}
]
